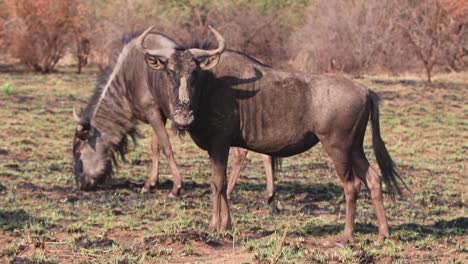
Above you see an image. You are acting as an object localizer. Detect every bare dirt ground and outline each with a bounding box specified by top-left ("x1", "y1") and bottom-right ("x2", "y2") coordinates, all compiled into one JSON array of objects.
[{"x1": 0, "y1": 67, "x2": 466, "y2": 263}]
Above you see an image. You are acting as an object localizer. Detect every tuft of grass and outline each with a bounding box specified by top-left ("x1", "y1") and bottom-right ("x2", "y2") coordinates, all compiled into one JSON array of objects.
[
  {"x1": 1, "y1": 241, "x2": 20, "y2": 257},
  {"x1": 1, "y1": 82, "x2": 13, "y2": 94},
  {"x1": 65, "y1": 223, "x2": 88, "y2": 233}
]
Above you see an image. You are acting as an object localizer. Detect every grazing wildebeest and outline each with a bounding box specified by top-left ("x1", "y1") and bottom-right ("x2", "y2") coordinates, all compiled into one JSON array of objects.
[
  {"x1": 137, "y1": 26, "x2": 406, "y2": 242},
  {"x1": 71, "y1": 32, "x2": 185, "y2": 194},
  {"x1": 71, "y1": 30, "x2": 276, "y2": 201}
]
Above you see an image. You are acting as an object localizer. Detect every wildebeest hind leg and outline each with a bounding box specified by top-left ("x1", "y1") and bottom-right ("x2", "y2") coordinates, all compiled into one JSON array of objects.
[
  {"x1": 262, "y1": 154, "x2": 279, "y2": 214},
  {"x1": 352, "y1": 150, "x2": 390, "y2": 241},
  {"x1": 323, "y1": 143, "x2": 358, "y2": 243},
  {"x1": 227, "y1": 147, "x2": 248, "y2": 199}
]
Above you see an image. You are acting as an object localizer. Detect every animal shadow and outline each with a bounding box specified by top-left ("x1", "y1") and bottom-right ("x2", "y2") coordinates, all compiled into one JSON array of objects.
[
  {"x1": 0, "y1": 209, "x2": 50, "y2": 231},
  {"x1": 300, "y1": 217, "x2": 467, "y2": 241}
]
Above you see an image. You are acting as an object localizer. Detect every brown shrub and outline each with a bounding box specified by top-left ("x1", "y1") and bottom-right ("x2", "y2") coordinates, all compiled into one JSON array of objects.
[
  {"x1": 3, "y1": 0, "x2": 83, "y2": 73},
  {"x1": 289, "y1": 0, "x2": 467, "y2": 78},
  {"x1": 289, "y1": 0, "x2": 405, "y2": 74},
  {"x1": 80, "y1": 0, "x2": 307, "y2": 69},
  {"x1": 398, "y1": 0, "x2": 467, "y2": 82}
]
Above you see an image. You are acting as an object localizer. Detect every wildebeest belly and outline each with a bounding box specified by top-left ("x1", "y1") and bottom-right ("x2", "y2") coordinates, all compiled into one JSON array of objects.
[
  {"x1": 235, "y1": 80, "x2": 318, "y2": 157},
  {"x1": 239, "y1": 130, "x2": 319, "y2": 157}
]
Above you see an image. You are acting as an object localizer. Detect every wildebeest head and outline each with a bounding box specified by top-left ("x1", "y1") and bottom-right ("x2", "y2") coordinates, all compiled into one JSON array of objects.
[
  {"x1": 137, "y1": 26, "x2": 225, "y2": 129},
  {"x1": 72, "y1": 108, "x2": 113, "y2": 190}
]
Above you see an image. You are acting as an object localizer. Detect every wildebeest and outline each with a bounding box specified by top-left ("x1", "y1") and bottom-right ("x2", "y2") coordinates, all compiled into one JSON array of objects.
[
  {"x1": 71, "y1": 31, "x2": 276, "y2": 202},
  {"x1": 71, "y1": 32, "x2": 185, "y2": 194},
  {"x1": 137, "y1": 26, "x2": 406, "y2": 242}
]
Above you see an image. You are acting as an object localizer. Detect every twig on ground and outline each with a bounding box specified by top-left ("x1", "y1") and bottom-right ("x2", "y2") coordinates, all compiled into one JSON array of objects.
[{"x1": 270, "y1": 222, "x2": 291, "y2": 264}]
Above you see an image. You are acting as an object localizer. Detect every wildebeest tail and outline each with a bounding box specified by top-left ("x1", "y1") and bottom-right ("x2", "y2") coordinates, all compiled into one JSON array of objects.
[
  {"x1": 369, "y1": 91, "x2": 407, "y2": 198},
  {"x1": 271, "y1": 157, "x2": 282, "y2": 176}
]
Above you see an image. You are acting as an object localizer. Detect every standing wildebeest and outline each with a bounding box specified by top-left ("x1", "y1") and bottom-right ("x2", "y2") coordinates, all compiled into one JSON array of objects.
[
  {"x1": 71, "y1": 30, "x2": 276, "y2": 202},
  {"x1": 137, "y1": 26, "x2": 406, "y2": 242}
]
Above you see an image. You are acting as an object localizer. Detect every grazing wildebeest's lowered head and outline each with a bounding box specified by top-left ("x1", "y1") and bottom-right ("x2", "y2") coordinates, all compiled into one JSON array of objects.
[
  {"x1": 71, "y1": 76, "x2": 137, "y2": 191},
  {"x1": 136, "y1": 26, "x2": 226, "y2": 129}
]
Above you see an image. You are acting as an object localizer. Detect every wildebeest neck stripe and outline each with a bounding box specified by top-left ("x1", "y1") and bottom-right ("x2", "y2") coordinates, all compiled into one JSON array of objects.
[{"x1": 91, "y1": 42, "x2": 132, "y2": 120}]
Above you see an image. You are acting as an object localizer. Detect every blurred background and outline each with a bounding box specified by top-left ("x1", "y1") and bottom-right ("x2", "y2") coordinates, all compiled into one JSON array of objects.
[{"x1": 0, "y1": 0, "x2": 466, "y2": 81}]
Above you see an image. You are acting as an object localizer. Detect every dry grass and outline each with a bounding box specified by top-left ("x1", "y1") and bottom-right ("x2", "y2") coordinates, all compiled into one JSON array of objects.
[{"x1": 0, "y1": 67, "x2": 466, "y2": 263}]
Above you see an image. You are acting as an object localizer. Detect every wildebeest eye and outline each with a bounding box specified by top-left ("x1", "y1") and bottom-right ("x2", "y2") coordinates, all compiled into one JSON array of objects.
[{"x1": 145, "y1": 55, "x2": 167, "y2": 70}]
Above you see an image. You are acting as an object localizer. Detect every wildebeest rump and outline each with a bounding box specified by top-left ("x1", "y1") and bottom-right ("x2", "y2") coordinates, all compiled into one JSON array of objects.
[
  {"x1": 138, "y1": 26, "x2": 406, "y2": 242},
  {"x1": 71, "y1": 30, "x2": 276, "y2": 200}
]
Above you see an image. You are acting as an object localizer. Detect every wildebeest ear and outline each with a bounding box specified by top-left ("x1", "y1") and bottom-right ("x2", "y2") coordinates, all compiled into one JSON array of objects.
[
  {"x1": 198, "y1": 54, "x2": 221, "y2": 70},
  {"x1": 145, "y1": 55, "x2": 167, "y2": 70},
  {"x1": 75, "y1": 122, "x2": 91, "y2": 140}
]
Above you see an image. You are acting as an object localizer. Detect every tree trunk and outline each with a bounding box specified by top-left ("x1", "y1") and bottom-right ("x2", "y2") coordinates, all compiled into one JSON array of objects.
[{"x1": 425, "y1": 63, "x2": 432, "y2": 83}]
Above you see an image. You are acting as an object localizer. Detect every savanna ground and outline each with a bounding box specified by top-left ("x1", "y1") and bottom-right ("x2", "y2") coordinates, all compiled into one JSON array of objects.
[{"x1": 0, "y1": 67, "x2": 466, "y2": 263}]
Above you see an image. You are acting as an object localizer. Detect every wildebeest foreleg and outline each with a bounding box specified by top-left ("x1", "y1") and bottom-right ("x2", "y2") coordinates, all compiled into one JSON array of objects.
[
  {"x1": 142, "y1": 132, "x2": 161, "y2": 192},
  {"x1": 147, "y1": 111, "x2": 183, "y2": 196},
  {"x1": 208, "y1": 140, "x2": 231, "y2": 233}
]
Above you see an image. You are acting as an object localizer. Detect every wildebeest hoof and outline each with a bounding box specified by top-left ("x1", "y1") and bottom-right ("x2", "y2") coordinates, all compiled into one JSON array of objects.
[
  {"x1": 207, "y1": 223, "x2": 219, "y2": 233},
  {"x1": 270, "y1": 204, "x2": 280, "y2": 215},
  {"x1": 170, "y1": 187, "x2": 184, "y2": 197},
  {"x1": 140, "y1": 186, "x2": 150, "y2": 194},
  {"x1": 377, "y1": 233, "x2": 389, "y2": 243},
  {"x1": 266, "y1": 192, "x2": 276, "y2": 204},
  {"x1": 340, "y1": 235, "x2": 355, "y2": 244},
  {"x1": 207, "y1": 221, "x2": 231, "y2": 234},
  {"x1": 167, "y1": 192, "x2": 178, "y2": 199}
]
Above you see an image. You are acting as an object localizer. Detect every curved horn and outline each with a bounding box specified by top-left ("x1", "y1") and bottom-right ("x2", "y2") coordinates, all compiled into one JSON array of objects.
[
  {"x1": 189, "y1": 26, "x2": 226, "y2": 58},
  {"x1": 136, "y1": 26, "x2": 174, "y2": 58},
  {"x1": 73, "y1": 106, "x2": 81, "y2": 122}
]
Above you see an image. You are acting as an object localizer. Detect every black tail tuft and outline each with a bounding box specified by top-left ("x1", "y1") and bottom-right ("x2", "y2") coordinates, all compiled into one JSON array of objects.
[
  {"x1": 369, "y1": 91, "x2": 408, "y2": 198},
  {"x1": 271, "y1": 157, "x2": 282, "y2": 177}
]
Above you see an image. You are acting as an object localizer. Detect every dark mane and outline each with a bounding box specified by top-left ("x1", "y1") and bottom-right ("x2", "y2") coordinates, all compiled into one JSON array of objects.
[
  {"x1": 78, "y1": 46, "x2": 138, "y2": 171},
  {"x1": 178, "y1": 38, "x2": 217, "y2": 50},
  {"x1": 225, "y1": 49, "x2": 272, "y2": 68},
  {"x1": 80, "y1": 67, "x2": 113, "y2": 123}
]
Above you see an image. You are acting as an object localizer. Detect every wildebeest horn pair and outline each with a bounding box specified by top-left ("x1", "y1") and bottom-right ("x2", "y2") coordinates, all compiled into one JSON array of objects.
[{"x1": 137, "y1": 25, "x2": 226, "y2": 58}]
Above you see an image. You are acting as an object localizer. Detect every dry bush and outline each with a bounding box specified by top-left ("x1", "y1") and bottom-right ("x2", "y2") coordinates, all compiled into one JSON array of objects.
[
  {"x1": 162, "y1": 0, "x2": 307, "y2": 67},
  {"x1": 0, "y1": 1, "x2": 10, "y2": 57},
  {"x1": 289, "y1": 0, "x2": 404, "y2": 74},
  {"x1": 3, "y1": 0, "x2": 83, "y2": 73},
  {"x1": 288, "y1": 0, "x2": 467, "y2": 79},
  {"x1": 439, "y1": 0, "x2": 468, "y2": 72},
  {"x1": 81, "y1": 0, "x2": 308, "y2": 68},
  {"x1": 398, "y1": 0, "x2": 467, "y2": 82},
  {"x1": 71, "y1": 4, "x2": 93, "y2": 74},
  {"x1": 79, "y1": 0, "x2": 178, "y2": 69}
]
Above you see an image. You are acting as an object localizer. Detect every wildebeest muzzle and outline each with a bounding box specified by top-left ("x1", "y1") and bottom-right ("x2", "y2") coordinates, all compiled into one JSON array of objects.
[{"x1": 173, "y1": 105, "x2": 194, "y2": 129}]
